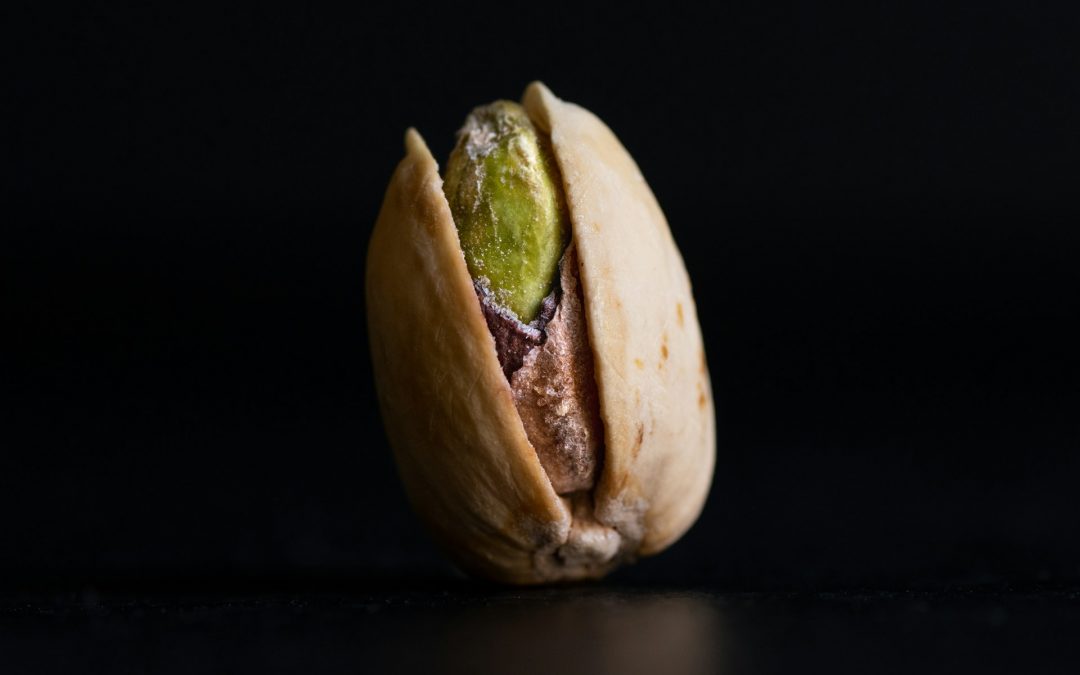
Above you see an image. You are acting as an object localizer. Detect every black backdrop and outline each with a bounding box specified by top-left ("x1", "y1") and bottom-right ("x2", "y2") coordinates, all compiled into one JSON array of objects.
[{"x1": 6, "y1": 5, "x2": 1080, "y2": 590}]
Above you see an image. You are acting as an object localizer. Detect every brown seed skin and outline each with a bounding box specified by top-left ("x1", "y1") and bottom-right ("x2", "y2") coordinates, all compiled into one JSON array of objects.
[{"x1": 510, "y1": 245, "x2": 602, "y2": 495}]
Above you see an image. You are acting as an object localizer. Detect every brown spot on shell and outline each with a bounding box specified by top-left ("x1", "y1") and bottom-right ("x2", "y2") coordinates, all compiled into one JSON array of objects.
[
  {"x1": 660, "y1": 334, "x2": 669, "y2": 363},
  {"x1": 632, "y1": 424, "x2": 645, "y2": 458},
  {"x1": 634, "y1": 358, "x2": 645, "y2": 369},
  {"x1": 676, "y1": 302, "x2": 685, "y2": 327},
  {"x1": 698, "y1": 391, "x2": 707, "y2": 409}
]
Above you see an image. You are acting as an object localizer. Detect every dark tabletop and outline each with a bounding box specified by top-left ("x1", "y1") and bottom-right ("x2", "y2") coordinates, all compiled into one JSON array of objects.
[{"x1": 5, "y1": 582, "x2": 1080, "y2": 674}]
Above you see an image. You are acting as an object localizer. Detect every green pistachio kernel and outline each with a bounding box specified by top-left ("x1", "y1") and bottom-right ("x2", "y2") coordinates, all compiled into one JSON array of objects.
[{"x1": 443, "y1": 100, "x2": 569, "y2": 324}]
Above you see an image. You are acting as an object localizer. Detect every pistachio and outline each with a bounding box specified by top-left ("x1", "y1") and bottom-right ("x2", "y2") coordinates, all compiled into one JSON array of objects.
[{"x1": 366, "y1": 82, "x2": 714, "y2": 584}]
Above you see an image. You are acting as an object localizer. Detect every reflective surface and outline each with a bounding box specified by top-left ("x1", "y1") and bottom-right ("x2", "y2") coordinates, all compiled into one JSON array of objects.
[{"x1": 4, "y1": 583, "x2": 1080, "y2": 674}]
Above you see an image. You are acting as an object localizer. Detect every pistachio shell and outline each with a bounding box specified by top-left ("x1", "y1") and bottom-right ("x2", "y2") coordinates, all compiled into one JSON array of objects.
[
  {"x1": 366, "y1": 84, "x2": 715, "y2": 583},
  {"x1": 523, "y1": 83, "x2": 715, "y2": 555}
]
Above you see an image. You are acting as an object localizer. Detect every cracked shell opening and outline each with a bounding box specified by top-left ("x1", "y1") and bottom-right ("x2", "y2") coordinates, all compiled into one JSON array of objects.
[{"x1": 443, "y1": 100, "x2": 605, "y2": 500}]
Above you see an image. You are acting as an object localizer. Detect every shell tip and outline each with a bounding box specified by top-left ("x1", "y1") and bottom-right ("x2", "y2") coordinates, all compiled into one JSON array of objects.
[
  {"x1": 404, "y1": 127, "x2": 430, "y2": 156},
  {"x1": 522, "y1": 82, "x2": 558, "y2": 133}
]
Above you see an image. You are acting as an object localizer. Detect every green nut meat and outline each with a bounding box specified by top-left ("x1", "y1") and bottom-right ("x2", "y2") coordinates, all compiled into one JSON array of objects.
[{"x1": 443, "y1": 100, "x2": 569, "y2": 324}]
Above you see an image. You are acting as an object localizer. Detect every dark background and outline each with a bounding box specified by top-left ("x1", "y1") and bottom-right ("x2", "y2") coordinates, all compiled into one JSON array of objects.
[{"x1": 6, "y1": 4, "x2": 1080, "y2": 591}]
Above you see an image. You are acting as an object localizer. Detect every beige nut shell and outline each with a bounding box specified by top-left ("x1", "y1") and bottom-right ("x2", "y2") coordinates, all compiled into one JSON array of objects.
[{"x1": 366, "y1": 82, "x2": 715, "y2": 584}]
